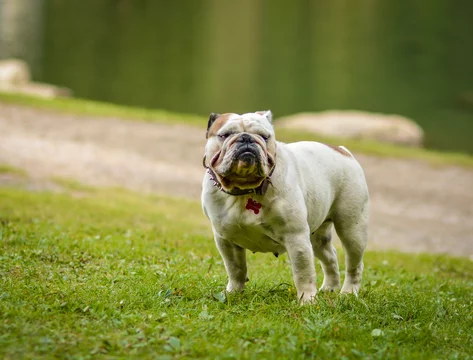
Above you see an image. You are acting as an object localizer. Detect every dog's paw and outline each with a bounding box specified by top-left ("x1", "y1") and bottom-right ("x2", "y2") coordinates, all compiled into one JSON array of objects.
[
  {"x1": 340, "y1": 283, "x2": 360, "y2": 296},
  {"x1": 226, "y1": 281, "x2": 245, "y2": 293},
  {"x1": 298, "y1": 291, "x2": 317, "y2": 305},
  {"x1": 319, "y1": 284, "x2": 340, "y2": 293},
  {"x1": 319, "y1": 277, "x2": 341, "y2": 293}
]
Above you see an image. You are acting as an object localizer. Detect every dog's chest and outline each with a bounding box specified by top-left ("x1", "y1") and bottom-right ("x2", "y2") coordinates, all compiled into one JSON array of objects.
[{"x1": 217, "y1": 197, "x2": 286, "y2": 254}]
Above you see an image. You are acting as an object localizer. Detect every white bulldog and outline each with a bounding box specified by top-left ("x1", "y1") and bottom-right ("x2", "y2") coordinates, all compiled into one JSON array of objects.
[{"x1": 201, "y1": 111, "x2": 369, "y2": 304}]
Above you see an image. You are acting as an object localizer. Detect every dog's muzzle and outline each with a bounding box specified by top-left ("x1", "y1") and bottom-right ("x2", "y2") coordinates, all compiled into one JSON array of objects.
[{"x1": 233, "y1": 134, "x2": 261, "y2": 164}]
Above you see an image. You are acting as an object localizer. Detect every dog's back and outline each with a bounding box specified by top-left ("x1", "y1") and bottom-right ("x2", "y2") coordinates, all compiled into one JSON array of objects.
[{"x1": 279, "y1": 141, "x2": 369, "y2": 221}]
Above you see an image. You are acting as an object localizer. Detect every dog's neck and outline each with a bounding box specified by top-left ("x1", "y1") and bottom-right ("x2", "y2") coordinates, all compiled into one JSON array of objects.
[{"x1": 203, "y1": 155, "x2": 275, "y2": 196}]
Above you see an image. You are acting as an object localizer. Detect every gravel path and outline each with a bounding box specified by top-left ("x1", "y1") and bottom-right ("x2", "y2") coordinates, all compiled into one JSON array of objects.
[{"x1": 1, "y1": 103, "x2": 472, "y2": 258}]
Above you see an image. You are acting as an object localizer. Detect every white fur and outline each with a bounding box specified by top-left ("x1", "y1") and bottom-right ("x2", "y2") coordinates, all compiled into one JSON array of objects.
[{"x1": 202, "y1": 112, "x2": 369, "y2": 304}]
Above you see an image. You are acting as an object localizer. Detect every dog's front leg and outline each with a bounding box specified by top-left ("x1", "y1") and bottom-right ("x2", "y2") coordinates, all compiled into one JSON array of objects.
[
  {"x1": 214, "y1": 236, "x2": 248, "y2": 292},
  {"x1": 286, "y1": 234, "x2": 317, "y2": 304}
]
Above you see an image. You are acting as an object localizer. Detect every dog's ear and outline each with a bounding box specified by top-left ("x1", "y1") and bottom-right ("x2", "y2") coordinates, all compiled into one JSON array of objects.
[
  {"x1": 256, "y1": 110, "x2": 272, "y2": 124},
  {"x1": 206, "y1": 113, "x2": 220, "y2": 138}
]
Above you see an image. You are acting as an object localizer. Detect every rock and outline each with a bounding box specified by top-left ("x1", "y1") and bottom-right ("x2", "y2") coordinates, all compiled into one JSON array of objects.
[
  {"x1": 0, "y1": 58, "x2": 72, "y2": 98},
  {"x1": 0, "y1": 59, "x2": 30, "y2": 85},
  {"x1": 276, "y1": 110, "x2": 424, "y2": 147}
]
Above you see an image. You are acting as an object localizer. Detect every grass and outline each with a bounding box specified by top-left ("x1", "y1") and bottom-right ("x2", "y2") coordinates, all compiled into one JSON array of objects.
[
  {"x1": 0, "y1": 92, "x2": 204, "y2": 127},
  {"x1": 1, "y1": 92, "x2": 473, "y2": 168},
  {"x1": 0, "y1": 164, "x2": 28, "y2": 177},
  {"x1": 1, "y1": 183, "x2": 473, "y2": 359},
  {"x1": 277, "y1": 129, "x2": 473, "y2": 168}
]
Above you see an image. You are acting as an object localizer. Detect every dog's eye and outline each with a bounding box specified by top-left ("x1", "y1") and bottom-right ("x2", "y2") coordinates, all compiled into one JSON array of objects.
[
  {"x1": 218, "y1": 133, "x2": 230, "y2": 140},
  {"x1": 260, "y1": 135, "x2": 270, "y2": 142}
]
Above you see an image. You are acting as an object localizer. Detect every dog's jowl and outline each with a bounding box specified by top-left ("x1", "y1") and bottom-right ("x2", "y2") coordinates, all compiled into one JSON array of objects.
[{"x1": 201, "y1": 110, "x2": 369, "y2": 304}]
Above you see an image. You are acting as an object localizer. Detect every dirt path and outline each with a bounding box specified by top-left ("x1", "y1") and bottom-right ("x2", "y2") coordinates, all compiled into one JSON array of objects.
[{"x1": 1, "y1": 103, "x2": 472, "y2": 258}]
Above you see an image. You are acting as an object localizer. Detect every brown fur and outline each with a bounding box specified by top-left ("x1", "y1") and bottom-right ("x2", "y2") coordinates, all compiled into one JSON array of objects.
[
  {"x1": 207, "y1": 113, "x2": 233, "y2": 138},
  {"x1": 324, "y1": 144, "x2": 352, "y2": 157}
]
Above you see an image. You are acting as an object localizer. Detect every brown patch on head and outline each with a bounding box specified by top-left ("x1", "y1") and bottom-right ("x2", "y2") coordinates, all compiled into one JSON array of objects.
[
  {"x1": 324, "y1": 144, "x2": 352, "y2": 157},
  {"x1": 206, "y1": 113, "x2": 234, "y2": 138}
]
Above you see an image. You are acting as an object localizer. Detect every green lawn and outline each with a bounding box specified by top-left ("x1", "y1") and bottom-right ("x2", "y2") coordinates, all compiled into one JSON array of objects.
[
  {"x1": 0, "y1": 164, "x2": 28, "y2": 177},
  {"x1": 1, "y1": 92, "x2": 473, "y2": 168},
  {"x1": 1, "y1": 181, "x2": 472, "y2": 359}
]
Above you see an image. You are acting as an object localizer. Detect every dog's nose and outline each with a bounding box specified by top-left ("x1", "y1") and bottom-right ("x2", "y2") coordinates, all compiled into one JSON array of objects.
[{"x1": 237, "y1": 133, "x2": 254, "y2": 144}]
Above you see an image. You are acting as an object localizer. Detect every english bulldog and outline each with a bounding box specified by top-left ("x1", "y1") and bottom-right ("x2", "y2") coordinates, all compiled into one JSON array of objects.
[{"x1": 201, "y1": 110, "x2": 369, "y2": 304}]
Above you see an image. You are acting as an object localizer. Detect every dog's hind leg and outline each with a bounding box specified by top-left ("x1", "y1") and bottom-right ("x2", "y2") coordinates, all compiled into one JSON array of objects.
[
  {"x1": 333, "y1": 203, "x2": 369, "y2": 295},
  {"x1": 311, "y1": 221, "x2": 340, "y2": 292}
]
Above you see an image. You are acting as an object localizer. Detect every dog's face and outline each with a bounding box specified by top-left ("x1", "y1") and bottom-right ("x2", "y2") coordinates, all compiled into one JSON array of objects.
[{"x1": 205, "y1": 111, "x2": 276, "y2": 191}]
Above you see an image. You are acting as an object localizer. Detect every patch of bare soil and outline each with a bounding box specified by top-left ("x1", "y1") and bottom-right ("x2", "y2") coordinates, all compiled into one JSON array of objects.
[{"x1": 1, "y1": 103, "x2": 472, "y2": 258}]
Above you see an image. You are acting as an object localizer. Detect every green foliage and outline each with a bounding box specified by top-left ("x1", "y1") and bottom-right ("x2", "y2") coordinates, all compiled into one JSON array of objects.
[{"x1": 1, "y1": 186, "x2": 472, "y2": 359}]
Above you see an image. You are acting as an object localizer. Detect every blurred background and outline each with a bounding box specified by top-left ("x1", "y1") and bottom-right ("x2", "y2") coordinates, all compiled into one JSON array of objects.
[{"x1": 1, "y1": 0, "x2": 472, "y2": 153}]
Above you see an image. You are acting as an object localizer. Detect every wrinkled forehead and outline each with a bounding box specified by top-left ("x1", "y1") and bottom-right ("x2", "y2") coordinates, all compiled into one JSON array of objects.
[{"x1": 221, "y1": 113, "x2": 272, "y2": 133}]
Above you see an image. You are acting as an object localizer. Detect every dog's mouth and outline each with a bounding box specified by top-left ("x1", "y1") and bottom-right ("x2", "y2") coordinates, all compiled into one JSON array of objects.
[
  {"x1": 210, "y1": 144, "x2": 260, "y2": 167},
  {"x1": 235, "y1": 146, "x2": 259, "y2": 167},
  {"x1": 235, "y1": 144, "x2": 258, "y2": 155},
  {"x1": 209, "y1": 145, "x2": 271, "y2": 190},
  {"x1": 219, "y1": 174, "x2": 263, "y2": 189},
  {"x1": 239, "y1": 151, "x2": 256, "y2": 158}
]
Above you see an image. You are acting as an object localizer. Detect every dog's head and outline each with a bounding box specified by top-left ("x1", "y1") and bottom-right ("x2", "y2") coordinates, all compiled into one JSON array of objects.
[{"x1": 204, "y1": 111, "x2": 277, "y2": 192}]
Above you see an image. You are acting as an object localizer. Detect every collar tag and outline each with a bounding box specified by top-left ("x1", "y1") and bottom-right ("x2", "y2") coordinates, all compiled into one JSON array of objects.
[{"x1": 246, "y1": 198, "x2": 262, "y2": 214}]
